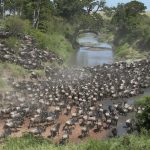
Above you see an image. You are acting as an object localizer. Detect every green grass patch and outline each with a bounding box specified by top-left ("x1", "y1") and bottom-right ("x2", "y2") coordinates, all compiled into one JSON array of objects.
[
  {"x1": 115, "y1": 43, "x2": 146, "y2": 60},
  {"x1": 136, "y1": 96, "x2": 150, "y2": 106},
  {"x1": 0, "y1": 63, "x2": 28, "y2": 78},
  {"x1": 34, "y1": 69, "x2": 45, "y2": 77},
  {"x1": 30, "y1": 29, "x2": 74, "y2": 60},
  {"x1": 0, "y1": 78, "x2": 6, "y2": 89},
  {"x1": 4, "y1": 37, "x2": 22, "y2": 53},
  {"x1": 6, "y1": 64, "x2": 28, "y2": 78},
  {"x1": 100, "y1": 32, "x2": 114, "y2": 43},
  {"x1": 0, "y1": 134, "x2": 150, "y2": 150}
]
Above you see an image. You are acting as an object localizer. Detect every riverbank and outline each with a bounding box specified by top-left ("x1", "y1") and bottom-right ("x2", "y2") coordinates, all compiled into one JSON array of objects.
[
  {"x1": 0, "y1": 16, "x2": 77, "y2": 63},
  {"x1": 98, "y1": 31, "x2": 149, "y2": 62}
]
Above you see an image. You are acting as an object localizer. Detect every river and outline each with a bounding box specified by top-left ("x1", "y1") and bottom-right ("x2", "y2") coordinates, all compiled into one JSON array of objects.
[
  {"x1": 69, "y1": 32, "x2": 113, "y2": 67},
  {"x1": 69, "y1": 32, "x2": 150, "y2": 137}
]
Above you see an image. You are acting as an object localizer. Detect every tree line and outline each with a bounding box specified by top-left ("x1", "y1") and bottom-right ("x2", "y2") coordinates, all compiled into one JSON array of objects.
[
  {"x1": 0, "y1": 0, "x2": 150, "y2": 56},
  {"x1": 0, "y1": 0, "x2": 106, "y2": 31}
]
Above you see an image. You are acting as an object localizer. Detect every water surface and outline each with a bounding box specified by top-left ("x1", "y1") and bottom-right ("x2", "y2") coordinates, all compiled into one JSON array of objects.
[{"x1": 69, "y1": 32, "x2": 114, "y2": 67}]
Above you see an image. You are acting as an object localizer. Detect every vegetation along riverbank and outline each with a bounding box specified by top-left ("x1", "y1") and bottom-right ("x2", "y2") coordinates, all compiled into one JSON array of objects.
[{"x1": 99, "y1": 1, "x2": 150, "y2": 61}]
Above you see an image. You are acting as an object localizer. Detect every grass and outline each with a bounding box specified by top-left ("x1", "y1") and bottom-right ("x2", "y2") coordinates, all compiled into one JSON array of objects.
[
  {"x1": 99, "y1": 32, "x2": 114, "y2": 43},
  {"x1": 0, "y1": 63, "x2": 28, "y2": 78},
  {"x1": 30, "y1": 29, "x2": 74, "y2": 61},
  {"x1": 0, "y1": 78, "x2": 6, "y2": 89},
  {"x1": 27, "y1": 16, "x2": 76, "y2": 61},
  {"x1": 0, "y1": 134, "x2": 150, "y2": 150},
  {"x1": 0, "y1": 63, "x2": 29, "y2": 90},
  {"x1": 34, "y1": 69, "x2": 45, "y2": 77},
  {"x1": 2, "y1": 16, "x2": 76, "y2": 63},
  {"x1": 115, "y1": 43, "x2": 147, "y2": 61},
  {"x1": 136, "y1": 96, "x2": 150, "y2": 106},
  {"x1": 4, "y1": 37, "x2": 22, "y2": 54}
]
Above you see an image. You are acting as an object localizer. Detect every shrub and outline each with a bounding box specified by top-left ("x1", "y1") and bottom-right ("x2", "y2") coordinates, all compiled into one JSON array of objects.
[
  {"x1": 5, "y1": 16, "x2": 30, "y2": 36},
  {"x1": 115, "y1": 43, "x2": 146, "y2": 60},
  {"x1": 136, "y1": 96, "x2": 150, "y2": 131},
  {"x1": 30, "y1": 29, "x2": 73, "y2": 60}
]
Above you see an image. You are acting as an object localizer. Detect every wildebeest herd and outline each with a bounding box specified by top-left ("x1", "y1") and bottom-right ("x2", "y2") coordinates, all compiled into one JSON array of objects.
[
  {"x1": 0, "y1": 35, "x2": 63, "y2": 69},
  {"x1": 0, "y1": 57, "x2": 149, "y2": 143}
]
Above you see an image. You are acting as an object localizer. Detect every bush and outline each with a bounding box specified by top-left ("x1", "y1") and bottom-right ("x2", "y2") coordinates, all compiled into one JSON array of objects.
[
  {"x1": 115, "y1": 43, "x2": 146, "y2": 60},
  {"x1": 30, "y1": 29, "x2": 73, "y2": 60},
  {"x1": 5, "y1": 16, "x2": 30, "y2": 36},
  {"x1": 136, "y1": 96, "x2": 150, "y2": 131}
]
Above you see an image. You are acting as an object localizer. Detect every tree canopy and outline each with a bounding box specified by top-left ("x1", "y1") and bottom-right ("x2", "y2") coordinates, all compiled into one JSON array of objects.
[{"x1": 112, "y1": 1, "x2": 147, "y2": 34}]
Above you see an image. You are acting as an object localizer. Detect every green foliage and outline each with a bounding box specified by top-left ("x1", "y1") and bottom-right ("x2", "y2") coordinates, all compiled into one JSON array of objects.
[
  {"x1": 4, "y1": 37, "x2": 21, "y2": 52},
  {"x1": 30, "y1": 29, "x2": 73, "y2": 60},
  {"x1": 0, "y1": 63, "x2": 28, "y2": 90},
  {"x1": 110, "y1": 1, "x2": 150, "y2": 59},
  {"x1": 46, "y1": 16, "x2": 75, "y2": 35},
  {"x1": 4, "y1": 0, "x2": 24, "y2": 16},
  {"x1": 5, "y1": 16, "x2": 30, "y2": 36},
  {"x1": 34, "y1": 0, "x2": 53, "y2": 30},
  {"x1": 79, "y1": 13, "x2": 103, "y2": 31},
  {"x1": 125, "y1": 1, "x2": 146, "y2": 16},
  {"x1": 1, "y1": 134, "x2": 150, "y2": 150},
  {"x1": 21, "y1": 0, "x2": 36, "y2": 20},
  {"x1": 0, "y1": 19, "x2": 5, "y2": 29},
  {"x1": 2, "y1": 13, "x2": 75, "y2": 61},
  {"x1": 136, "y1": 96, "x2": 150, "y2": 131},
  {"x1": 0, "y1": 63, "x2": 28, "y2": 78},
  {"x1": 6, "y1": 64, "x2": 28, "y2": 78},
  {"x1": 112, "y1": 1, "x2": 146, "y2": 34},
  {"x1": 34, "y1": 70, "x2": 45, "y2": 77},
  {"x1": 53, "y1": 0, "x2": 84, "y2": 19},
  {"x1": 115, "y1": 43, "x2": 146, "y2": 60},
  {"x1": 0, "y1": 78, "x2": 6, "y2": 88},
  {"x1": 136, "y1": 96, "x2": 150, "y2": 106}
]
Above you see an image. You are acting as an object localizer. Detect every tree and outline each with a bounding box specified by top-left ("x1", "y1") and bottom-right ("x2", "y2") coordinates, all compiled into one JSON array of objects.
[
  {"x1": 37, "y1": 0, "x2": 53, "y2": 31},
  {"x1": 125, "y1": 1, "x2": 146, "y2": 17},
  {"x1": 103, "y1": 6, "x2": 116, "y2": 17},
  {"x1": 3, "y1": 0, "x2": 53, "y2": 30},
  {"x1": 53, "y1": 0, "x2": 84, "y2": 19},
  {"x1": 0, "y1": 0, "x2": 5, "y2": 18},
  {"x1": 79, "y1": 13, "x2": 103, "y2": 31},
  {"x1": 83, "y1": 0, "x2": 106, "y2": 14},
  {"x1": 52, "y1": 0, "x2": 106, "y2": 19},
  {"x1": 4, "y1": 0, "x2": 24, "y2": 16},
  {"x1": 111, "y1": 1, "x2": 147, "y2": 38}
]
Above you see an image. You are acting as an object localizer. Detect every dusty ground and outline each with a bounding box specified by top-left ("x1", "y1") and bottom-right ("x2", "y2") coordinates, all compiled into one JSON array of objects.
[
  {"x1": 0, "y1": 108, "x2": 108, "y2": 144},
  {"x1": 1, "y1": 88, "x2": 150, "y2": 144}
]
